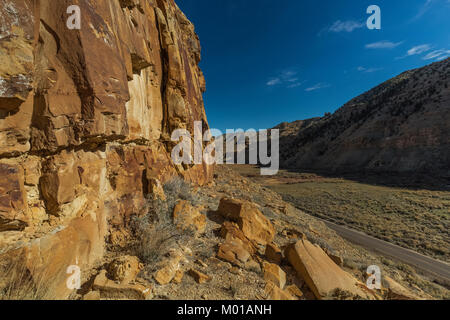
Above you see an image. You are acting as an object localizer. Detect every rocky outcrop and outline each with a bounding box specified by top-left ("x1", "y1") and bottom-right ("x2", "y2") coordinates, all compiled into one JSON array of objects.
[
  {"x1": 275, "y1": 59, "x2": 450, "y2": 177},
  {"x1": 0, "y1": 0, "x2": 212, "y2": 299}
]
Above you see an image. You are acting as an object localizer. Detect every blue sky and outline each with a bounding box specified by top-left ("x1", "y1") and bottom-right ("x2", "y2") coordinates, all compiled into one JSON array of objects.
[{"x1": 178, "y1": 0, "x2": 450, "y2": 132}]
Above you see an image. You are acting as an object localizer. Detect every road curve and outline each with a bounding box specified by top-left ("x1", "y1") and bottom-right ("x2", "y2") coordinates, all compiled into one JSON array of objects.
[{"x1": 321, "y1": 219, "x2": 450, "y2": 282}]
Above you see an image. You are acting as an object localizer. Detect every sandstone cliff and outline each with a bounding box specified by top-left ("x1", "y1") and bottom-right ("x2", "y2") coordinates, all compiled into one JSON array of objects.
[
  {"x1": 277, "y1": 59, "x2": 450, "y2": 177},
  {"x1": 0, "y1": 0, "x2": 212, "y2": 298}
]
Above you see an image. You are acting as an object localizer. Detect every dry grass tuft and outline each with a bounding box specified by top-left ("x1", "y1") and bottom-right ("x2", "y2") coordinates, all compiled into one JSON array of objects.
[{"x1": 131, "y1": 177, "x2": 196, "y2": 273}]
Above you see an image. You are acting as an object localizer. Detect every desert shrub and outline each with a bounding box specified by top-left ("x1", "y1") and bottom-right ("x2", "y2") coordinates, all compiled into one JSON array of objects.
[
  {"x1": 131, "y1": 177, "x2": 196, "y2": 272},
  {"x1": 396, "y1": 263, "x2": 416, "y2": 274},
  {"x1": 343, "y1": 258, "x2": 361, "y2": 271}
]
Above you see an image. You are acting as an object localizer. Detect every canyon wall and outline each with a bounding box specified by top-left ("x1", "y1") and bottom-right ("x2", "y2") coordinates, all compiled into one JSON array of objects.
[{"x1": 0, "y1": 0, "x2": 212, "y2": 298}]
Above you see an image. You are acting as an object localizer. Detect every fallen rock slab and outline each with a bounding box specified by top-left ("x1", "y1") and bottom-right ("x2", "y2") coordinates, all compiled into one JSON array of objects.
[
  {"x1": 285, "y1": 239, "x2": 376, "y2": 300},
  {"x1": 384, "y1": 276, "x2": 421, "y2": 300}
]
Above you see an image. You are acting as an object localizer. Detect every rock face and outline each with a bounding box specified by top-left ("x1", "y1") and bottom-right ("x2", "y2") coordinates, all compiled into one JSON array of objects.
[
  {"x1": 274, "y1": 59, "x2": 450, "y2": 177},
  {"x1": 0, "y1": 0, "x2": 212, "y2": 299}
]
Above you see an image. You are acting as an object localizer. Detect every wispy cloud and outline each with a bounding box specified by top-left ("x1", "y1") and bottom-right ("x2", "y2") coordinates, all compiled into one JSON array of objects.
[
  {"x1": 396, "y1": 44, "x2": 432, "y2": 59},
  {"x1": 357, "y1": 66, "x2": 384, "y2": 73},
  {"x1": 305, "y1": 83, "x2": 331, "y2": 92},
  {"x1": 436, "y1": 55, "x2": 450, "y2": 61},
  {"x1": 329, "y1": 20, "x2": 365, "y2": 33},
  {"x1": 266, "y1": 78, "x2": 281, "y2": 86},
  {"x1": 365, "y1": 41, "x2": 403, "y2": 49},
  {"x1": 287, "y1": 81, "x2": 306, "y2": 89},
  {"x1": 412, "y1": 0, "x2": 436, "y2": 21},
  {"x1": 266, "y1": 70, "x2": 304, "y2": 89},
  {"x1": 422, "y1": 49, "x2": 450, "y2": 60},
  {"x1": 407, "y1": 44, "x2": 432, "y2": 55}
]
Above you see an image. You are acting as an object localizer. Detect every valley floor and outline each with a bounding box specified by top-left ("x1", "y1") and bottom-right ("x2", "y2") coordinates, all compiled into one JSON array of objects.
[{"x1": 231, "y1": 165, "x2": 450, "y2": 263}]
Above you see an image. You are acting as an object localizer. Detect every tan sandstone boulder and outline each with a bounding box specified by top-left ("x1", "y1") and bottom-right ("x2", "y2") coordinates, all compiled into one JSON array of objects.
[
  {"x1": 107, "y1": 256, "x2": 143, "y2": 285},
  {"x1": 217, "y1": 239, "x2": 252, "y2": 266},
  {"x1": 264, "y1": 282, "x2": 296, "y2": 301},
  {"x1": 263, "y1": 262, "x2": 286, "y2": 289},
  {"x1": 220, "y1": 221, "x2": 256, "y2": 254},
  {"x1": 384, "y1": 276, "x2": 421, "y2": 300},
  {"x1": 285, "y1": 238, "x2": 376, "y2": 300},
  {"x1": 188, "y1": 269, "x2": 211, "y2": 284},
  {"x1": 217, "y1": 198, "x2": 275, "y2": 245}
]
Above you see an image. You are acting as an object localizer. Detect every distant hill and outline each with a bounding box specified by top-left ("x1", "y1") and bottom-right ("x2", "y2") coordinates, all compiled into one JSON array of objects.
[{"x1": 275, "y1": 58, "x2": 450, "y2": 177}]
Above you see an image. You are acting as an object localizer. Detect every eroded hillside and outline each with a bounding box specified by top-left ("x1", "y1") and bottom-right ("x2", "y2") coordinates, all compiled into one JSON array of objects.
[{"x1": 277, "y1": 59, "x2": 450, "y2": 176}]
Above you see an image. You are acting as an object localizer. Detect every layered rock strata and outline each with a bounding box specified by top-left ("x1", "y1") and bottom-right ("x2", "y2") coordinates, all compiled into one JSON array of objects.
[{"x1": 0, "y1": 0, "x2": 212, "y2": 298}]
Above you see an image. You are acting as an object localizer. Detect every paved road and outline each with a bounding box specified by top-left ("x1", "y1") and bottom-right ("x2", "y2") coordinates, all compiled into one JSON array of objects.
[{"x1": 321, "y1": 219, "x2": 450, "y2": 282}]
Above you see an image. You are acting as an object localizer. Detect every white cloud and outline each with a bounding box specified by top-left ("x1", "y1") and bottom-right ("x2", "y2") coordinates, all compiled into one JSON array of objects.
[
  {"x1": 396, "y1": 44, "x2": 432, "y2": 59},
  {"x1": 357, "y1": 66, "x2": 383, "y2": 73},
  {"x1": 305, "y1": 83, "x2": 331, "y2": 92},
  {"x1": 266, "y1": 70, "x2": 304, "y2": 88},
  {"x1": 422, "y1": 49, "x2": 450, "y2": 60},
  {"x1": 412, "y1": 0, "x2": 435, "y2": 20},
  {"x1": 266, "y1": 78, "x2": 281, "y2": 86},
  {"x1": 407, "y1": 44, "x2": 432, "y2": 56},
  {"x1": 280, "y1": 70, "x2": 297, "y2": 80},
  {"x1": 436, "y1": 55, "x2": 449, "y2": 61},
  {"x1": 329, "y1": 20, "x2": 364, "y2": 33},
  {"x1": 287, "y1": 81, "x2": 306, "y2": 89},
  {"x1": 365, "y1": 41, "x2": 403, "y2": 49}
]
